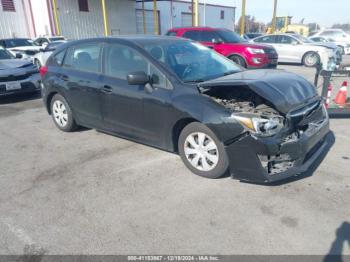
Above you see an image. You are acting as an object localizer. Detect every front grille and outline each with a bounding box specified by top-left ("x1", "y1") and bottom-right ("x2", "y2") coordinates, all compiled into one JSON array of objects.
[
  {"x1": 263, "y1": 47, "x2": 278, "y2": 59},
  {"x1": 0, "y1": 74, "x2": 30, "y2": 82}
]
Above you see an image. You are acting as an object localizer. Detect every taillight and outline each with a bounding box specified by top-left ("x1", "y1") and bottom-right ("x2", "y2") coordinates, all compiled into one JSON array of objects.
[{"x1": 40, "y1": 65, "x2": 48, "y2": 77}]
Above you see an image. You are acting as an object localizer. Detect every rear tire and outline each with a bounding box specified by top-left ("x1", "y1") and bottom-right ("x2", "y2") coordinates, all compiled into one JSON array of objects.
[
  {"x1": 50, "y1": 94, "x2": 77, "y2": 132},
  {"x1": 178, "y1": 122, "x2": 229, "y2": 179},
  {"x1": 302, "y1": 52, "x2": 320, "y2": 67},
  {"x1": 229, "y1": 55, "x2": 247, "y2": 68}
]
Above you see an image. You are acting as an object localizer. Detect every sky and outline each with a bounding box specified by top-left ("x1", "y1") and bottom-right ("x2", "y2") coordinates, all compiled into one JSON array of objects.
[{"x1": 202, "y1": 0, "x2": 350, "y2": 27}]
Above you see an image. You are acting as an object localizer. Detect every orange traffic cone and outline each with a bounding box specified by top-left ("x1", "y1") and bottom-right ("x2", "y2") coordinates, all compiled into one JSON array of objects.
[{"x1": 334, "y1": 81, "x2": 348, "y2": 105}]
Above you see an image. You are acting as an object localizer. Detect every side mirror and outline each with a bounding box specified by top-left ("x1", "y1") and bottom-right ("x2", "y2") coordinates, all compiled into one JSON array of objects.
[
  {"x1": 127, "y1": 71, "x2": 149, "y2": 85},
  {"x1": 15, "y1": 53, "x2": 23, "y2": 59},
  {"x1": 42, "y1": 42, "x2": 49, "y2": 49},
  {"x1": 291, "y1": 41, "x2": 299, "y2": 45}
]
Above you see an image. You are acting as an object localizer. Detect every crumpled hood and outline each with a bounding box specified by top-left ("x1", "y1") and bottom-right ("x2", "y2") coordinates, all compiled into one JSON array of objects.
[
  {"x1": 0, "y1": 59, "x2": 36, "y2": 77},
  {"x1": 199, "y1": 69, "x2": 318, "y2": 114},
  {"x1": 0, "y1": 59, "x2": 33, "y2": 70},
  {"x1": 304, "y1": 42, "x2": 336, "y2": 50}
]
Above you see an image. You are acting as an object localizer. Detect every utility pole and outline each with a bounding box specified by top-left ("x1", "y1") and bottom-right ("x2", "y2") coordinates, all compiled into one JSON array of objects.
[
  {"x1": 153, "y1": 0, "x2": 159, "y2": 35},
  {"x1": 240, "y1": 0, "x2": 246, "y2": 35},
  {"x1": 271, "y1": 0, "x2": 278, "y2": 33}
]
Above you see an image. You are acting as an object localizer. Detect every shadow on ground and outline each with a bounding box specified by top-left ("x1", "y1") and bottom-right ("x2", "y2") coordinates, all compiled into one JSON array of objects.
[
  {"x1": 0, "y1": 91, "x2": 41, "y2": 105},
  {"x1": 324, "y1": 222, "x2": 350, "y2": 262}
]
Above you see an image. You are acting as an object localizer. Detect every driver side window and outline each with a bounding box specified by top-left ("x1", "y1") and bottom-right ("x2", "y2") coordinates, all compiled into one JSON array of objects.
[{"x1": 104, "y1": 43, "x2": 169, "y2": 89}]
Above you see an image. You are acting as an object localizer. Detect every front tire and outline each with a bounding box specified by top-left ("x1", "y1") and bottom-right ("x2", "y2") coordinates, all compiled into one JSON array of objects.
[
  {"x1": 178, "y1": 122, "x2": 229, "y2": 178},
  {"x1": 302, "y1": 52, "x2": 320, "y2": 67},
  {"x1": 229, "y1": 55, "x2": 247, "y2": 68},
  {"x1": 50, "y1": 94, "x2": 77, "y2": 132}
]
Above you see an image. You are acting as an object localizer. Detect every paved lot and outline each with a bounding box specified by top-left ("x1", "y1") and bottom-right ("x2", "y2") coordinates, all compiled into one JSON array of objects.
[{"x1": 0, "y1": 62, "x2": 350, "y2": 256}]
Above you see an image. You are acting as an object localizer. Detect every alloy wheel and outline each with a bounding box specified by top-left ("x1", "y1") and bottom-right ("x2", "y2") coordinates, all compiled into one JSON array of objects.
[
  {"x1": 184, "y1": 132, "x2": 219, "y2": 171},
  {"x1": 52, "y1": 100, "x2": 68, "y2": 127}
]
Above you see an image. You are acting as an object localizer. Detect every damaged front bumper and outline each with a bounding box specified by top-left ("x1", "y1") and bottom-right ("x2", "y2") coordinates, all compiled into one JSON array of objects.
[{"x1": 225, "y1": 109, "x2": 330, "y2": 183}]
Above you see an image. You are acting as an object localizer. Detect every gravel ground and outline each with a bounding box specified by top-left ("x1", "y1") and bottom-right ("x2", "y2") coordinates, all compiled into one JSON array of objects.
[{"x1": 0, "y1": 62, "x2": 349, "y2": 257}]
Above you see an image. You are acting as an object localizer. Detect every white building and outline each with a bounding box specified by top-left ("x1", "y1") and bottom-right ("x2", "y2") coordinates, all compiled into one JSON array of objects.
[
  {"x1": 0, "y1": 0, "x2": 235, "y2": 39},
  {"x1": 135, "y1": 0, "x2": 236, "y2": 35}
]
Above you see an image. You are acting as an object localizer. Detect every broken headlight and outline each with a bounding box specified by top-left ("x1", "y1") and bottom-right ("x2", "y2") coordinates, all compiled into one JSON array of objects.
[{"x1": 232, "y1": 115, "x2": 284, "y2": 136}]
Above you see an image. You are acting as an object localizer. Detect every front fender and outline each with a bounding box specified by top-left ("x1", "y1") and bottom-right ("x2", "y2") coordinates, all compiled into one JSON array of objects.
[{"x1": 171, "y1": 93, "x2": 245, "y2": 143}]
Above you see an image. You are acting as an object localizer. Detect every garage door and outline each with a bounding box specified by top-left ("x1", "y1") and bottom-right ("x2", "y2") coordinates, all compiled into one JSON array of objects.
[
  {"x1": 136, "y1": 9, "x2": 160, "y2": 35},
  {"x1": 181, "y1": 12, "x2": 193, "y2": 27}
]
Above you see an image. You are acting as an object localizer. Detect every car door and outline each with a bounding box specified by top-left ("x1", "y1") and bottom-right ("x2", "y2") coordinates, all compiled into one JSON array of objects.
[
  {"x1": 275, "y1": 35, "x2": 301, "y2": 63},
  {"x1": 60, "y1": 42, "x2": 103, "y2": 127},
  {"x1": 100, "y1": 42, "x2": 172, "y2": 146}
]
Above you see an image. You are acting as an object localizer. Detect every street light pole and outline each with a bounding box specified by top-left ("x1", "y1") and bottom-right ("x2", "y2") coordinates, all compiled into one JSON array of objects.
[
  {"x1": 240, "y1": 0, "x2": 246, "y2": 35},
  {"x1": 271, "y1": 0, "x2": 278, "y2": 33}
]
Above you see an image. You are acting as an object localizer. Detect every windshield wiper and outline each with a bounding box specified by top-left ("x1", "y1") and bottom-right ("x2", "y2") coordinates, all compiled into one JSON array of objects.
[{"x1": 184, "y1": 79, "x2": 205, "y2": 83}]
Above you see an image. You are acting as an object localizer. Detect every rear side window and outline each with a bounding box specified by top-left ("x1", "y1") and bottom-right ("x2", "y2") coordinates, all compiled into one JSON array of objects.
[
  {"x1": 200, "y1": 31, "x2": 222, "y2": 42},
  {"x1": 166, "y1": 31, "x2": 177, "y2": 36},
  {"x1": 254, "y1": 35, "x2": 276, "y2": 43},
  {"x1": 47, "y1": 49, "x2": 66, "y2": 67},
  {"x1": 63, "y1": 43, "x2": 102, "y2": 73},
  {"x1": 182, "y1": 31, "x2": 201, "y2": 41}
]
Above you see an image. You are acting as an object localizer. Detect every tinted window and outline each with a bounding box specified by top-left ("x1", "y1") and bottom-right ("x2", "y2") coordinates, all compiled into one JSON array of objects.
[
  {"x1": 46, "y1": 41, "x2": 66, "y2": 50},
  {"x1": 217, "y1": 30, "x2": 244, "y2": 43},
  {"x1": 254, "y1": 35, "x2": 276, "y2": 43},
  {"x1": 182, "y1": 31, "x2": 201, "y2": 41},
  {"x1": 63, "y1": 43, "x2": 101, "y2": 73},
  {"x1": 277, "y1": 35, "x2": 296, "y2": 44},
  {"x1": 4, "y1": 39, "x2": 33, "y2": 48},
  {"x1": 0, "y1": 48, "x2": 14, "y2": 59},
  {"x1": 200, "y1": 31, "x2": 222, "y2": 42},
  {"x1": 47, "y1": 49, "x2": 66, "y2": 66},
  {"x1": 166, "y1": 31, "x2": 177, "y2": 37},
  {"x1": 104, "y1": 43, "x2": 168, "y2": 89}
]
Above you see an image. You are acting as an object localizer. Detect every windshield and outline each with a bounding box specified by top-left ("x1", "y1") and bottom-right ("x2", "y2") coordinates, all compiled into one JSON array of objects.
[
  {"x1": 4, "y1": 39, "x2": 33, "y2": 48},
  {"x1": 217, "y1": 30, "x2": 246, "y2": 43},
  {"x1": 142, "y1": 41, "x2": 241, "y2": 83},
  {"x1": 0, "y1": 48, "x2": 14, "y2": 59},
  {"x1": 292, "y1": 34, "x2": 313, "y2": 43}
]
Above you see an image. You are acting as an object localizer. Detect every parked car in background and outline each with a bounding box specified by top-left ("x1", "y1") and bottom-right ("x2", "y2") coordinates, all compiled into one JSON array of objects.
[
  {"x1": 32, "y1": 40, "x2": 67, "y2": 68},
  {"x1": 166, "y1": 27, "x2": 278, "y2": 69},
  {"x1": 33, "y1": 36, "x2": 66, "y2": 46},
  {"x1": 0, "y1": 47, "x2": 40, "y2": 96},
  {"x1": 311, "y1": 29, "x2": 350, "y2": 49},
  {"x1": 252, "y1": 33, "x2": 340, "y2": 69},
  {"x1": 309, "y1": 35, "x2": 350, "y2": 55},
  {"x1": 0, "y1": 38, "x2": 41, "y2": 60},
  {"x1": 243, "y1": 33, "x2": 264, "y2": 40},
  {"x1": 41, "y1": 36, "x2": 330, "y2": 182}
]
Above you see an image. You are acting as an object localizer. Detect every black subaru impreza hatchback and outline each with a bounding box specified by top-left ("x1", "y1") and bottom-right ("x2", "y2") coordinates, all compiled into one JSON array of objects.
[{"x1": 41, "y1": 36, "x2": 331, "y2": 183}]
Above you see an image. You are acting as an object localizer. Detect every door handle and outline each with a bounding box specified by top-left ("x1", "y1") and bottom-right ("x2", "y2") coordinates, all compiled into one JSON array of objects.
[
  {"x1": 101, "y1": 85, "x2": 113, "y2": 94},
  {"x1": 60, "y1": 74, "x2": 69, "y2": 81}
]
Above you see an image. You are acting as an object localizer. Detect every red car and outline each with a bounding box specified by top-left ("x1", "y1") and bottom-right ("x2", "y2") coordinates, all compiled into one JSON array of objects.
[{"x1": 166, "y1": 27, "x2": 278, "y2": 69}]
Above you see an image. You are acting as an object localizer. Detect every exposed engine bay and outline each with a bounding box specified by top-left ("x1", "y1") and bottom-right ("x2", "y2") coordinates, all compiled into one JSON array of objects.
[
  {"x1": 203, "y1": 85, "x2": 281, "y2": 117},
  {"x1": 203, "y1": 85, "x2": 285, "y2": 136}
]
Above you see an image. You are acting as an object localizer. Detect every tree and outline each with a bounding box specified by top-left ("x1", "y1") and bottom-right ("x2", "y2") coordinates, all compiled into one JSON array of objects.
[{"x1": 237, "y1": 15, "x2": 266, "y2": 33}]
